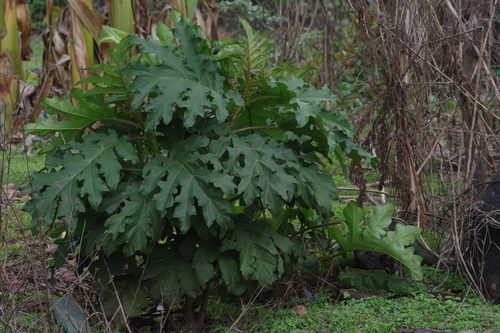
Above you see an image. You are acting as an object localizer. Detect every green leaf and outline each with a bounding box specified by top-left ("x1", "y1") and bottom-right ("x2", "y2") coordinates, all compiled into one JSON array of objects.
[
  {"x1": 218, "y1": 254, "x2": 247, "y2": 295},
  {"x1": 239, "y1": 76, "x2": 356, "y2": 159},
  {"x1": 71, "y1": 131, "x2": 137, "y2": 208},
  {"x1": 125, "y1": 18, "x2": 232, "y2": 130},
  {"x1": 366, "y1": 202, "x2": 394, "y2": 238},
  {"x1": 192, "y1": 240, "x2": 220, "y2": 286},
  {"x1": 220, "y1": 218, "x2": 292, "y2": 285},
  {"x1": 103, "y1": 189, "x2": 164, "y2": 257},
  {"x1": 101, "y1": 275, "x2": 148, "y2": 328},
  {"x1": 292, "y1": 165, "x2": 338, "y2": 214},
  {"x1": 156, "y1": 21, "x2": 174, "y2": 45},
  {"x1": 52, "y1": 296, "x2": 91, "y2": 333},
  {"x1": 142, "y1": 135, "x2": 236, "y2": 233},
  {"x1": 24, "y1": 90, "x2": 108, "y2": 142},
  {"x1": 25, "y1": 130, "x2": 137, "y2": 229},
  {"x1": 329, "y1": 202, "x2": 423, "y2": 280},
  {"x1": 98, "y1": 25, "x2": 129, "y2": 44},
  {"x1": 289, "y1": 78, "x2": 341, "y2": 128},
  {"x1": 238, "y1": 17, "x2": 272, "y2": 75},
  {"x1": 319, "y1": 111, "x2": 356, "y2": 139},
  {"x1": 335, "y1": 131, "x2": 379, "y2": 168},
  {"x1": 144, "y1": 248, "x2": 200, "y2": 302},
  {"x1": 225, "y1": 134, "x2": 297, "y2": 213}
]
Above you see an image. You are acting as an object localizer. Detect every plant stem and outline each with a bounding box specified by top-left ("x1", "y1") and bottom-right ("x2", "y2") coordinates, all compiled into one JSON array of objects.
[
  {"x1": 167, "y1": 311, "x2": 182, "y2": 331},
  {"x1": 245, "y1": 94, "x2": 286, "y2": 105},
  {"x1": 103, "y1": 117, "x2": 142, "y2": 129},
  {"x1": 234, "y1": 126, "x2": 279, "y2": 133},
  {"x1": 195, "y1": 284, "x2": 211, "y2": 329}
]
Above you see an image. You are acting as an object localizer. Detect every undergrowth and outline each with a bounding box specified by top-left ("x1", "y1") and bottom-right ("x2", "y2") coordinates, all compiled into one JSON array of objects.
[
  {"x1": 203, "y1": 266, "x2": 500, "y2": 333},
  {"x1": 250, "y1": 294, "x2": 500, "y2": 333}
]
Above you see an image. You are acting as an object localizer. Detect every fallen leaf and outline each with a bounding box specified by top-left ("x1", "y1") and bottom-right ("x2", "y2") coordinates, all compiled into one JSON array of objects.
[{"x1": 292, "y1": 305, "x2": 308, "y2": 318}]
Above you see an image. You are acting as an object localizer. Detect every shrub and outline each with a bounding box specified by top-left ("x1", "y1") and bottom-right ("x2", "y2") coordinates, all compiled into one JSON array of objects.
[{"x1": 23, "y1": 16, "x2": 419, "y2": 329}]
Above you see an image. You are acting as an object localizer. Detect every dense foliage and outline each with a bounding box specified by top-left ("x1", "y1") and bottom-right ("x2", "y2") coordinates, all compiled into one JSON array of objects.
[{"x1": 22, "y1": 16, "x2": 421, "y2": 327}]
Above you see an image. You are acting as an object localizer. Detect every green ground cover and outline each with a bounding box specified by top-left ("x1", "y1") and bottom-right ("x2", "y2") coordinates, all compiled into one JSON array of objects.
[{"x1": 203, "y1": 266, "x2": 500, "y2": 333}]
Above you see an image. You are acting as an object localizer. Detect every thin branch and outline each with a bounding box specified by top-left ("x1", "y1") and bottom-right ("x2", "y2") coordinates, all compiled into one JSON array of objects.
[
  {"x1": 337, "y1": 186, "x2": 389, "y2": 195},
  {"x1": 290, "y1": 222, "x2": 343, "y2": 239}
]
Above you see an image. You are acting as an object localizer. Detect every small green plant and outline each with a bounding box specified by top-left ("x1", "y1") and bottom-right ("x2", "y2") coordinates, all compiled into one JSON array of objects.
[
  {"x1": 331, "y1": 201, "x2": 423, "y2": 279},
  {"x1": 22, "y1": 16, "x2": 418, "y2": 330}
]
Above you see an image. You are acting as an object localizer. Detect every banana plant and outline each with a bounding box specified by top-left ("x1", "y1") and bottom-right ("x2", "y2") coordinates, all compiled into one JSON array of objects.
[{"x1": 0, "y1": 0, "x2": 32, "y2": 137}]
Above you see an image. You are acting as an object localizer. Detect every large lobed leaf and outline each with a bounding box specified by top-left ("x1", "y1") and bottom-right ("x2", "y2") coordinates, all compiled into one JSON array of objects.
[
  {"x1": 220, "y1": 218, "x2": 293, "y2": 288},
  {"x1": 224, "y1": 133, "x2": 298, "y2": 214},
  {"x1": 208, "y1": 132, "x2": 338, "y2": 216},
  {"x1": 125, "y1": 18, "x2": 238, "y2": 131},
  {"x1": 24, "y1": 89, "x2": 115, "y2": 144},
  {"x1": 141, "y1": 135, "x2": 236, "y2": 233},
  {"x1": 237, "y1": 17, "x2": 272, "y2": 75},
  {"x1": 79, "y1": 35, "x2": 134, "y2": 102},
  {"x1": 100, "y1": 182, "x2": 164, "y2": 257},
  {"x1": 143, "y1": 247, "x2": 201, "y2": 303},
  {"x1": 23, "y1": 130, "x2": 137, "y2": 232},
  {"x1": 329, "y1": 201, "x2": 423, "y2": 280}
]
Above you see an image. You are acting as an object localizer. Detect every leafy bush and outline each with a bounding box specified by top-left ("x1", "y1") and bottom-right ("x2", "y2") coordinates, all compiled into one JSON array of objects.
[{"x1": 22, "y1": 16, "x2": 419, "y2": 329}]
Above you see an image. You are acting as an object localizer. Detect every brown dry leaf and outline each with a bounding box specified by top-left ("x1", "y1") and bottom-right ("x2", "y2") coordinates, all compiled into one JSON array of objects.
[
  {"x1": 12, "y1": 81, "x2": 37, "y2": 130},
  {"x1": 194, "y1": 7, "x2": 208, "y2": 35},
  {"x1": 202, "y1": 0, "x2": 218, "y2": 40},
  {"x1": 25, "y1": 300, "x2": 49, "y2": 312},
  {"x1": 42, "y1": 9, "x2": 72, "y2": 94},
  {"x1": 194, "y1": 0, "x2": 219, "y2": 40},
  {"x1": 29, "y1": 56, "x2": 67, "y2": 122},
  {"x1": 1, "y1": 183, "x2": 29, "y2": 202},
  {"x1": 291, "y1": 305, "x2": 308, "y2": 318},
  {"x1": 0, "y1": 52, "x2": 20, "y2": 134},
  {"x1": 170, "y1": 0, "x2": 187, "y2": 19},
  {"x1": 16, "y1": 0, "x2": 33, "y2": 60},
  {"x1": 68, "y1": 5, "x2": 93, "y2": 89},
  {"x1": 133, "y1": 0, "x2": 151, "y2": 38},
  {"x1": 67, "y1": 0, "x2": 102, "y2": 42}
]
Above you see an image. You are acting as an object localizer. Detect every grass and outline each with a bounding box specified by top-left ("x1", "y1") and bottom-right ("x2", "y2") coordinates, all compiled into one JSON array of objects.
[
  {"x1": 203, "y1": 266, "x2": 500, "y2": 333},
  {"x1": 247, "y1": 296, "x2": 494, "y2": 332},
  {"x1": 24, "y1": 34, "x2": 44, "y2": 85},
  {"x1": 25, "y1": 34, "x2": 44, "y2": 71},
  {"x1": 1, "y1": 145, "x2": 46, "y2": 186}
]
